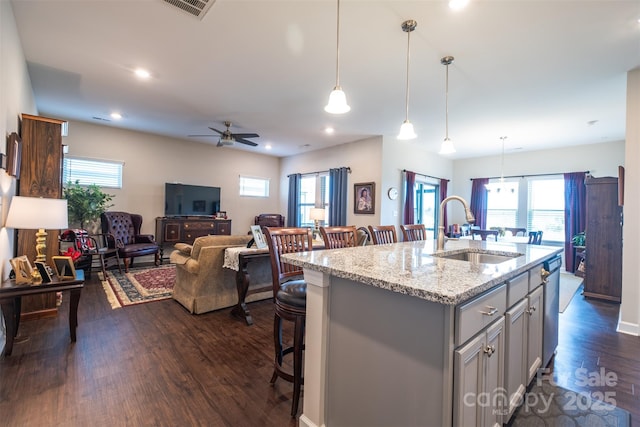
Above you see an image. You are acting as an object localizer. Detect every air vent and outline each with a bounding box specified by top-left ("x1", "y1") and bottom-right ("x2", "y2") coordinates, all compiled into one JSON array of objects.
[{"x1": 161, "y1": 0, "x2": 216, "y2": 19}]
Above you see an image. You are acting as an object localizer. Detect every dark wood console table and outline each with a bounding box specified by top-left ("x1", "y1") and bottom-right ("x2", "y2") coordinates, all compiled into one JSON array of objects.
[
  {"x1": 155, "y1": 217, "x2": 232, "y2": 261},
  {"x1": 1, "y1": 270, "x2": 85, "y2": 357},
  {"x1": 223, "y1": 247, "x2": 271, "y2": 325}
]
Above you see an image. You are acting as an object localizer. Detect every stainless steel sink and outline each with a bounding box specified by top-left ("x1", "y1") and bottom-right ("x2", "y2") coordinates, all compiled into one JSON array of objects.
[{"x1": 433, "y1": 250, "x2": 522, "y2": 264}]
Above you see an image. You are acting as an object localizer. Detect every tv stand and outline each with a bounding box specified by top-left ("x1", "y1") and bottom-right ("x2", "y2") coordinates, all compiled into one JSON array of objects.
[{"x1": 155, "y1": 216, "x2": 231, "y2": 261}]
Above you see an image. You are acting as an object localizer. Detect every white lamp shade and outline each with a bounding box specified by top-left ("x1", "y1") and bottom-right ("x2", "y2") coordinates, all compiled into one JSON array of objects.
[
  {"x1": 309, "y1": 208, "x2": 326, "y2": 221},
  {"x1": 324, "y1": 87, "x2": 351, "y2": 114},
  {"x1": 397, "y1": 120, "x2": 417, "y2": 140},
  {"x1": 439, "y1": 138, "x2": 456, "y2": 154},
  {"x1": 5, "y1": 196, "x2": 68, "y2": 230}
]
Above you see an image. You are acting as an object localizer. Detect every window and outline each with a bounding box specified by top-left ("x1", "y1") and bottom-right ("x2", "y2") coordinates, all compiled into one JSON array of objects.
[
  {"x1": 63, "y1": 156, "x2": 123, "y2": 188},
  {"x1": 485, "y1": 176, "x2": 565, "y2": 242},
  {"x1": 527, "y1": 178, "x2": 565, "y2": 242},
  {"x1": 239, "y1": 175, "x2": 270, "y2": 197},
  {"x1": 298, "y1": 173, "x2": 329, "y2": 227},
  {"x1": 414, "y1": 182, "x2": 438, "y2": 238},
  {"x1": 486, "y1": 181, "x2": 519, "y2": 229}
]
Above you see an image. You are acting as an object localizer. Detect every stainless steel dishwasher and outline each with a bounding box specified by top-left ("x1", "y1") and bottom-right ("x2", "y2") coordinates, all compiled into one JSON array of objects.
[{"x1": 542, "y1": 255, "x2": 562, "y2": 368}]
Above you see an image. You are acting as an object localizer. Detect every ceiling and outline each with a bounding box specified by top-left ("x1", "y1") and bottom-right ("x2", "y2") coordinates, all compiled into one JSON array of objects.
[{"x1": 10, "y1": 0, "x2": 640, "y2": 159}]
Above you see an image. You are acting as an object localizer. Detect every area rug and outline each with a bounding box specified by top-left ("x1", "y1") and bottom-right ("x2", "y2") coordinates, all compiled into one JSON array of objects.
[
  {"x1": 102, "y1": 264, "x2": 176, "y2": 309},
  {"x1": 559, "y1": 272, "x2": 584, "y2": 313},
  {"x1": 511, "y1": 379, "x2": 630, "y2": 426}
]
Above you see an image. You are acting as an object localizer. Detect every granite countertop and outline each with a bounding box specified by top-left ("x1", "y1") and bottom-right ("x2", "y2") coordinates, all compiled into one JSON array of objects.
[{"x1": 281, "y1": 239, "x2": 562, "y2": 305}]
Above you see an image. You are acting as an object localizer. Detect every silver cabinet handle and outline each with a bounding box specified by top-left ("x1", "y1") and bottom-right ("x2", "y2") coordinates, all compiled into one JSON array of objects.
[
  {"x1": 484, "y1": 345, "x2": 496, "y2": 357},
  {"x1": 480, "y1": 306, "x2": 498, "y2": 316},
  {"x1": 527, "y1": 306, "x2": 537, "y2": 315}
]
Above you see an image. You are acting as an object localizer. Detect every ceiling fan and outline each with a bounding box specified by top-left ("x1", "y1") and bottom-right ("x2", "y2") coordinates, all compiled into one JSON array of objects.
[{"x1": 189, "y1": 121, "x2": 259, "y2": 147}]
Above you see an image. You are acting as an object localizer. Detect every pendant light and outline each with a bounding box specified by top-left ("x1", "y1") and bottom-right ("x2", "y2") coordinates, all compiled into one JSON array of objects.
[
  {"x1": 439, "y1": 56, "x2": 456, "y2": 154},
  {"x1": 397, "y1": 19, "x2": 417, "y2": 140},
  {"x1": 324, "y1": 0, "x2": 350, "y2": 114},
  {"x1": 486, "y1": 136, "x2": 513, "y2": 193}
]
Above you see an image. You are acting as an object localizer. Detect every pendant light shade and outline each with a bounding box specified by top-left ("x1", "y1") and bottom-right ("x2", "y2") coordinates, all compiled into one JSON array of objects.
[
  {"x1": 325, "y1": 0, "x2": 350, "y2": 114},
  {"x1": 439, "y1": 56, "x2": 456, "y2": 154},
  {"x1": 398, "y1": 20, "x2": 417, "y2": 140}
]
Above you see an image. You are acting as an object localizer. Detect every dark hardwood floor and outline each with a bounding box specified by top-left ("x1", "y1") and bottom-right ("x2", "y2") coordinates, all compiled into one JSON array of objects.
[{"x1": 1, "y1": 276, "x2": 638, "y2": 426}]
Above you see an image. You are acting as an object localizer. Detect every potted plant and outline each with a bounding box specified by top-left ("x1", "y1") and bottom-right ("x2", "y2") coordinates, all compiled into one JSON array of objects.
[
  {"x1": 571, "y1": 231, "x2": 586, "y2": 247},
  {"x1": 63, "y1": 180, "x2": 114, "y2": 232}
]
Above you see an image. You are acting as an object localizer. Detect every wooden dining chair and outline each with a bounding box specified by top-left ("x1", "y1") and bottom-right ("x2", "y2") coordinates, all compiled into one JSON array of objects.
[
  {"x1": 471, "y1": 229, "x2": 499, "y2": 241},
  {"x1": 400, "y1": 224, "x2": 427, "y2": 242},
  {"x1": 528, "y1": 230, "x2": 543, "y2": 245},
  {"x1": 320, "y1": 225, "x2": 358, "y2": 249},
  {"x1": 263, "y1": 227, "x2": 313, "y2": 416},
  {"x1": 368, "y1": 225, "x2": 398, "y2": 244},
  {"x1": 505, "y1": 227, "x2": 527, "y2": 237}
]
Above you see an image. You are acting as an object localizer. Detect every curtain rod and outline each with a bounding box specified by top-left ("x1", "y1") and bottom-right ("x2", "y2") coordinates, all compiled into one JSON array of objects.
[
  {"x1": 470, "y1": 170, "x2": 589, "y2": 180},
  {"x1": 403, "y1": 169, "x2": 450, "y2": 182},
  {"x1": 287, "y1": 167, "x2": 351, "y2": 178}
]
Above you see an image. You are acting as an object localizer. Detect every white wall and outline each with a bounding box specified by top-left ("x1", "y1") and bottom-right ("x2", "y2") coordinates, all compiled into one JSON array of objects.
[
  {"x1": 62, "y1": 120, "x2": 282, "y2": 235},
  {"x1": 619, "y1": 68, "x2": 640, "y2": 336},
  {"x1": 380, "y1": 137, "x2": 454, "y2": 226},
  {"x1": 1, "y1": 0, "x2": 37, "y2": 281},
  {"x1": 280, "y1": 136, "x2": 382, "y2": 229},
  {"x1": 448, "y1": 141, "x2": 625, "y2": 224}
]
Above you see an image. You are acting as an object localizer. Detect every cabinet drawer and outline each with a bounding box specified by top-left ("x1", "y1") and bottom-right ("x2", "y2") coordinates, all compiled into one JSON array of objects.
[
  {"x1": 507, "y1": 272, "x2": 528, "y2": 308},
  {"x1": 529, "y1": 263, "x2": 544, "y2": 292},
  {"x1": 183, "y1": 222, "x2": 215, "y2": 231},
  {"x1": 455, "y1": 284, "x2": 507, "y2": 347}
]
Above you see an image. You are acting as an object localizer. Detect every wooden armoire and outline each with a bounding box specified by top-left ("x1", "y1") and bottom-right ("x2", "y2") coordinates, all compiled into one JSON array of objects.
[
  {"x1": 17, "y1": 113, "x2": 66, "y2": 318},
  {"x1": 583, "y1": 176, "x2": 623, "y2": 302}
]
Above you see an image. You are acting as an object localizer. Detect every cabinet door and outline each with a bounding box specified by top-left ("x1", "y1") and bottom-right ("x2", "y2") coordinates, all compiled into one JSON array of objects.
[
  {"x1": 214, "y1": 220, "x2": 231, "y2": 235},
  {"x1": 526, "y1": 286, "x2": 544, "y2": 383},
  {"x1": 453, "y1": 332, "x2": 485, "y2": 427},
  {"x1": 504, "y1": 299, "x2": 527, "y2": 419},
  {"x1": 163, "y1": 222, "x2": 181, "y2": 242},
  {"x1": 483, "y1": 317, "x2": 505, "y2": 427}
]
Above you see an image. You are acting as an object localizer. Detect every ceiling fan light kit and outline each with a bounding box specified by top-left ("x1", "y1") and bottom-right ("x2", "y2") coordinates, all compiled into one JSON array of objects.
[
  {"x1": 398, "y1": 19, "x2": 417, "y2": 140},
  {"x1": 439, "y1": 55, "x2": 456, "y2": 154},
  {"x1": 189, "y1": 121, "x2": 259, "y2": 148},
  {"x1": 325, "y1": 0, "x2": 350, "y2": 114}
]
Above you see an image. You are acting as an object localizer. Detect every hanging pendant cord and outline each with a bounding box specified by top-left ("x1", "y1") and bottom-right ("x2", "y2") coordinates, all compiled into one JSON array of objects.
[
  {"x1": 500, "y1": 136, "x2": 507, "y2": 183},
  {"x1": 334, "y1": 0, "x2": 341, "y2": 87},
  {"x1": 445, "y1": 63, "x2": 450, "y2": 139},
  {"x1": 404, "y1": 29, "x2": 411, "y2": 121}
]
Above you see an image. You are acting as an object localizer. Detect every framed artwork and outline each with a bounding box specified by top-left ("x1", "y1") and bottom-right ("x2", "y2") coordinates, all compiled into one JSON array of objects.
[
  {"x1": 354, "y1": 182, "x2": 375, "y2": 214},
  {"x1": 216, "y1": 211, "x2": 227, "y2": 219},
  {"x1": 6, "y1": 132, "x2": 22, "y2": 178},
  {"x1": 10, "y1": 255, "x2": 33, "y2": 285},
  {"x1": 34, "y1": 261, "x2": 53, "y2": 283},
  {"x1": 51, "y1": 256, "x2": 77, "y2": 280},
  {"x1": 250, "y1": 225, "x2": 268, "y2": 249}
]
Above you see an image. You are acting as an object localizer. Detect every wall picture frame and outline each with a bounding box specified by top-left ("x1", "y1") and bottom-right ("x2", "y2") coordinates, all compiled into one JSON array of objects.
[
  {"x1": 6, "y1": 132, "x2": 22, "y2": 178},
  {"x1": 10, "y1": 255, "x2": 33, "y2": 285},
  {"x1": 354, "y1": 182, "x2": 375, "y2": 214},
  {"x1": 52, "y1": 255, "x2": 77, "y2": 280}
]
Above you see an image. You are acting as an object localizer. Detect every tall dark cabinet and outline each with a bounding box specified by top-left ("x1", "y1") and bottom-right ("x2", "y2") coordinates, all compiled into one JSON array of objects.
[
  {"x1": 583, "y1": 176, "x2": 623, "y2": 302},
  {"x1": 17, "y1": 113, "x2": 66, "y2": 318}
]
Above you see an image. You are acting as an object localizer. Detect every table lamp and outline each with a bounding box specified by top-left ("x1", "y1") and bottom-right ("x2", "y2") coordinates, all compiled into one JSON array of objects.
[
  {"x1": 309, "y1": 208, "x2": 326, "y2": 238},
  {"x1": 5, "y1": 196, "x2": 69, "y2": 263}
]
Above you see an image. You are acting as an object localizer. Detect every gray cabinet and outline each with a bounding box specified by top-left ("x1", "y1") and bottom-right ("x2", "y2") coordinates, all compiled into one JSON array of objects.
[
  {"x1": 526, "y1": 285, "x2": 544, "y2": 383},
  {"x1": 505, "y1": 298, "x2": 528, "y2": 418},
  {"x1": 453, "y1": 317, "x2": 505, "y2": 427}
]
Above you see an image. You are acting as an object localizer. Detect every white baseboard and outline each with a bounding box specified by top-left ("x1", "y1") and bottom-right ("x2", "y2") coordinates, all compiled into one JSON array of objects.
[
  {"x1": 616, "y1": 318, "x2": 640, "y2": 336},
  {"x1": 298, "y1": 414, "x2": 322, "y2": 427}
]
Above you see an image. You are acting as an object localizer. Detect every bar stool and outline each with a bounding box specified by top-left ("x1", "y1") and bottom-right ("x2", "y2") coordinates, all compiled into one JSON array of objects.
[{"x1": 264, "y1": 227, "x2": 313, "y2": 417}]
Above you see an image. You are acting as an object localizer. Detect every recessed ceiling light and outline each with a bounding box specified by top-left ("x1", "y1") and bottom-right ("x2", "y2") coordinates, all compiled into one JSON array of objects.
[
  {"x1": 110, "y1": 112, "x2": 122, "y2": 120},
  {"x1": 449, "y1": 0, "x2": 469, "y2": 10},
  {"x1": 325, "y1": 127, "x2": 335, "y2": 134},
  {"x1": 134, "y1": 68, "x2": 151, "y2": 79},
  {"x1": 265, "y1": 144, "x2": 272, "y2": 150}
]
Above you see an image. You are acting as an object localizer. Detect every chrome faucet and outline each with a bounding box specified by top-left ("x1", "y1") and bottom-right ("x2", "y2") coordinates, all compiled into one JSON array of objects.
[{"x1": 437, "y1": 195, "x2": 475, "y2": 251}]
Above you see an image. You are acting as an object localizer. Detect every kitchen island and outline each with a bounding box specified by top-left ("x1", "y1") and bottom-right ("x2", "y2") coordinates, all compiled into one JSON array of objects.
[{"x1": 282, "y1": 238, "x2": 562, "y2": 427}]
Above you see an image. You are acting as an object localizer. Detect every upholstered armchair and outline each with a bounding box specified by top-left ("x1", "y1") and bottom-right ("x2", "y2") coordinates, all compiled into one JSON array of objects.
[
  {"x1": 254, "y1": 213, "x2": 285, "y2": 232},
  {"x1": 170, "y1": 234, "x2": 272, "y2": 314},
  {"x1": 100, "y1": 211, "x2": 160, "y2": 272}
]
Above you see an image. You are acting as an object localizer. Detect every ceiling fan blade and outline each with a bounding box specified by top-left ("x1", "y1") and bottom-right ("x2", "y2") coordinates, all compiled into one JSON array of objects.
[
  {"x1": 236, "y1": 138, "x2": 258, "y2": 147},
  {"x1": 216, "y1": 140, "x2": 224, "y2": 147},
  {"x1": 232, "y1": 133, "x2": 259, "y2": 139},
  {"x1": 208, "y1": 127, "x2": 225, "y2": 135}
]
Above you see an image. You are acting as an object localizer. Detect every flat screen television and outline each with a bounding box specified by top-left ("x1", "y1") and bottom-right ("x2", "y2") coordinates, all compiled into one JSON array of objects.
[{"x1": 164, "y1": 183, "x2": 221, "y2": 217}]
